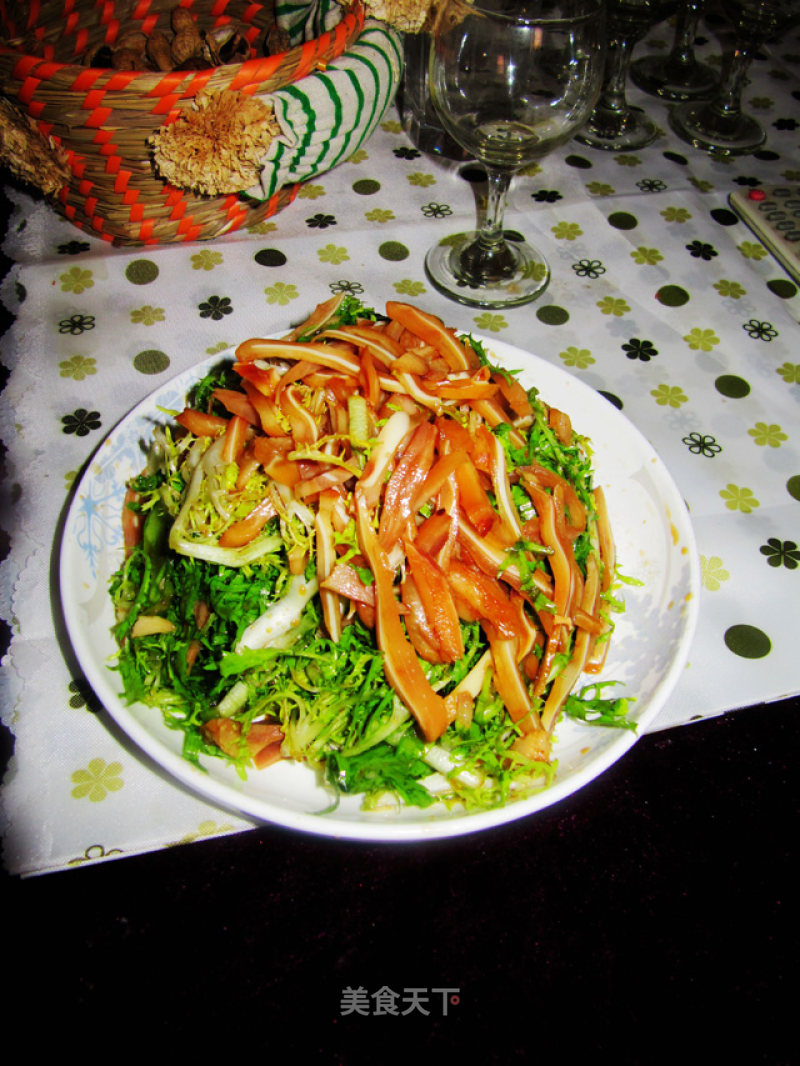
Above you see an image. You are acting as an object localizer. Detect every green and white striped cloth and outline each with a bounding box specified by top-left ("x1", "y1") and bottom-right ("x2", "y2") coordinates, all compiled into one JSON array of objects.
[
  {"x1": 248, "y1": 18, "x2": 403, "y2": 201},
  {"x1": 276, "y1": 0, "x2": 346, "y2": 44}
]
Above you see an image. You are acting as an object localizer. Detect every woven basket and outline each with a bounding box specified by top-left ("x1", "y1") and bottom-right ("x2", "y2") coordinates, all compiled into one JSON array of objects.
[{"x1": 0, "y1": 0, "x2": 384, "y2": 245}]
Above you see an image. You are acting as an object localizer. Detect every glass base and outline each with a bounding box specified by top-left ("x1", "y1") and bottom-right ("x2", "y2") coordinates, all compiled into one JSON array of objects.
[
  {"x1": 574, "y1": 105, "x2": 658, "y2": 151},
  {"x1": 669, "y1": 101, "x2": 766, "y2": 156},
  {"x1": 630, "y1": 54, "x2": 718, "y2": 102},
  {"x1": 424, "y1": 231, "x2": 550, "y2": 309}
]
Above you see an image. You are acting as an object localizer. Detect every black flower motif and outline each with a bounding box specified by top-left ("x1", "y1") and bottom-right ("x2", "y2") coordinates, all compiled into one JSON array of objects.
[
  {"x1": 531, "y1": 189, "x2": 563, "y2": 202},
  {"x1": 394, "y1": 146, "x2": 421, "y2": 159},
  {"x1": 733, "y1": 175, "x2": 762, "y2": 187},
  {"x1": 329, "y1": 280, "x2": 365, "y2": 295},
  {"x1": 572, "y1": 258, "x2": 606, "y2": 278},
  {"x1": 759, "y1": 537, "x2": 800, "y2": 569},
  {"x1": 743, "y1": 319, "x2": 778, "y2": 341},
  {"x1": 686, "y1": 239, "x2": 718, "y2": 260},
  {"x1": 62, "y1": 408, "x2": 101, "y2": 436},
  {"x1": 59, "y1": 313, "x2": 96, "y2": 335},
  {"x1": 636, "y1": 178, "x2": 667, "y2": 192},
  {"x1": 421, "y1": 202, "x2": 453, "y2": 218},
  {"x1": 57, "y1": 240, "x2": 91, "y2": 256},
  {"x1": 682, "y1": 431, "x2": 722, "y2": 457},
  {"x1": 622, "y1": 337, "x2": 658, "y2": 361},
  {"x1": 198, "y1": 295, "x2": 233, "y2": 320},
  {"x1": 773, "y1": 117, "x2": 799, "y2": 130},
  {"x1": 306, "y1": 212, "x2": 337, "y2": 229},
  {"x1": 68, "y1": 679, "x2": 101, "y2": 712}
]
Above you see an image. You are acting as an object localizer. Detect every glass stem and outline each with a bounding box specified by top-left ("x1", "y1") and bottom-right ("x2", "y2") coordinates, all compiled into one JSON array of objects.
[
  {"x1": 478, "y1": 167, "x2": 511, "y2": 249},
  {"x1": 600, "y1": 36, "x2": 636, "y2": 118},
  {"x1": 709, "y1": 40, "x2": 755, "y2": 123},
  {"x1": 458, "y1": 167, "x2": 516, "y2": 282},
  {"x1": 666, "y1": 2, "x2": 703, "y2": 78}
]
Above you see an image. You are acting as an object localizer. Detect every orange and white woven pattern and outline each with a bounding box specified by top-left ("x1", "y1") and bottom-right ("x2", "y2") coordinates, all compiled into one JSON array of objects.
[{"x1": 0, "y1": 1, "x2": 373, "y2": 244}]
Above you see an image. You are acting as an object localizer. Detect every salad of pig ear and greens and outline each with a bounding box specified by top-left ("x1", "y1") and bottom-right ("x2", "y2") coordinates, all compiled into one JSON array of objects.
[{"x1": 109, "y1": 295, "x2": 633, "y2": 813}]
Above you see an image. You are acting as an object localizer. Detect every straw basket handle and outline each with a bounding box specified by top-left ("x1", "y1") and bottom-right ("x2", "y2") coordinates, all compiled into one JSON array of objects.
[
  {"x1": 150, "y1": 20, "x2": 402, "y2": 201},
  {"x1": 0, "y1": 95, "x2": 70, "y2": 196}
]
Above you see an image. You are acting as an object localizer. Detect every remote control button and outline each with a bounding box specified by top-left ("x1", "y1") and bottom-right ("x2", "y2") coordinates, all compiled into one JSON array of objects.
[{"x1": 748, "y1": 189, "x2": 767, "y2": 201}]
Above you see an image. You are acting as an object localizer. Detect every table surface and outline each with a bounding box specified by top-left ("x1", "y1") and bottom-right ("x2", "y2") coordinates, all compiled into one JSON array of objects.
[{"x1": 1, "y1": 10, "x2": 798, "y2": 1054}]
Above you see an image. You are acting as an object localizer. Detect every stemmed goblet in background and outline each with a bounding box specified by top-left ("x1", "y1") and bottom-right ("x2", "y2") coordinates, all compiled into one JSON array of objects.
[
  {"x1": 424, "y1": 0, "x2": 605, "y2": 308},
  {"x1": 575, "y1": 0, "x2": 675, "y2": 151},
  {"x1": 631, "y1": 0, "x2": 717, "y2": 100},
  {"x1": 670, "y1": 0, "x2": 800, "y2": 154}
]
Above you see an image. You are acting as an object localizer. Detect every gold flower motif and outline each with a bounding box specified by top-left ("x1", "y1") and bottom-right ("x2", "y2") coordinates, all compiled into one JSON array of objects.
[{"x1": 71, "y1": 758, "x2": 124, "y2": 802}]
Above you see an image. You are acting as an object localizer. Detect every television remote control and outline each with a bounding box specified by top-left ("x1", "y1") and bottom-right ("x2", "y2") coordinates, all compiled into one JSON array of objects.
[{"x1": 728, "y1": 186, "x2": 800, "y2": 285}]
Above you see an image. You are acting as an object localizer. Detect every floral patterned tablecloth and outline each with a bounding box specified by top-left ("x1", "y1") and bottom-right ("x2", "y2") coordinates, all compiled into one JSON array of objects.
[{"x1": 2, "y1": 16, "x2": 799, "y2": 875}]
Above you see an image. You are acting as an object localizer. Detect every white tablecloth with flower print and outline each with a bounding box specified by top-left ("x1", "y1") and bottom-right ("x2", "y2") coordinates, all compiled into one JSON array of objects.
[{"x1": 2, "y1": 16, "x2": 800, "y2": 875}]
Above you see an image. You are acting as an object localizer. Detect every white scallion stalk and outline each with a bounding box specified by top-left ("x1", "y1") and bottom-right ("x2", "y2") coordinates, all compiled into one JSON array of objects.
[
  {"x1": 169, "y1": 531, "x2": 283, "y2": 567},
  {"x1": 235, "y1": 574, "x2": 319, "y2": 653},
  {"x1": 217, "y1": 679, "x2": 250, "y2": 717},
  {"x1": 420, "y1": 744, "x2": 485, "y2": 790},
  {"x1": 348, "y1": 394, "x2": 370, "y2": 447},
  {"x1": 386, "y1": 721, "x2": 485, "y2": 790}
]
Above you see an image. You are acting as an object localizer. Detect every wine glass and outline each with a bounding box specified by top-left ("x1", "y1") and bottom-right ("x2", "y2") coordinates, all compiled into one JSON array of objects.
[
  {"x1": 575, "y1": 0, "x2": 675, "y2": 151},
  {"x1": 670, "y1": 0, "x2": 800, "y2": 154},
  {"x1": 631, "y1": 0, "x2": 717, "y2": 100},
  {"x1": 424, "y1": 0, "x2": 605, "y2": 308}
]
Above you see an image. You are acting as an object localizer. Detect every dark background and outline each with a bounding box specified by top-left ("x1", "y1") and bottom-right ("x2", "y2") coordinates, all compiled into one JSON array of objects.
[
  {"x1": 1, "y1": 697, "x2": 796, "y2": 1060},
  {"x1": 1, "y1": 181, "x2": 796, "y2": 1062}
]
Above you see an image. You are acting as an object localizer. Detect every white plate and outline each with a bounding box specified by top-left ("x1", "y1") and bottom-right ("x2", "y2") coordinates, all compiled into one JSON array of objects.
[{"x1": 59, "y1": 336, "x2": 700, "y2": 842}]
